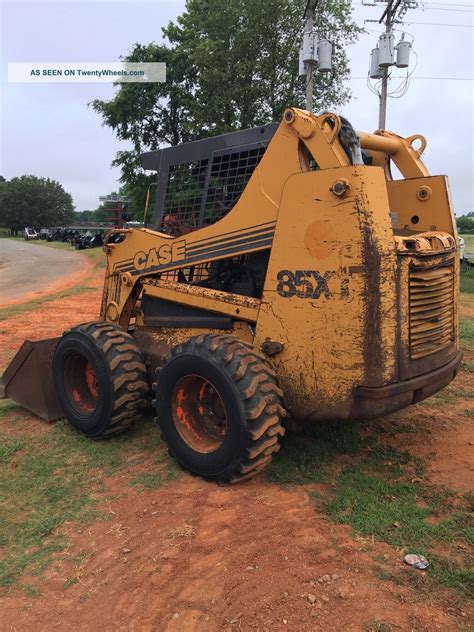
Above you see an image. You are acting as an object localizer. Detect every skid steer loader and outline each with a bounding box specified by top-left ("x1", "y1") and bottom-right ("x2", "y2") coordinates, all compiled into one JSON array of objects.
[{"x1": 1, "y1": 108, "x2": 461, "y2": 483}]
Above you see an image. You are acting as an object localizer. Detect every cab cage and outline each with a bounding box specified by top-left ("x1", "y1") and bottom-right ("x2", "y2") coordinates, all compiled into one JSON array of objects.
[{"x1": 141, "y1": 123, "x2": 278, "y2": 232}]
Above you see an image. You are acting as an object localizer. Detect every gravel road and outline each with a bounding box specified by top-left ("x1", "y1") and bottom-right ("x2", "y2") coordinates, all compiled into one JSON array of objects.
[{"x1": 0, "y1": 239, "x2": 84, "y2": 305}]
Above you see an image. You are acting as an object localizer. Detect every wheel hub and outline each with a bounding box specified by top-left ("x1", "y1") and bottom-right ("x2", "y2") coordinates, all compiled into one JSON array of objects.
[
  {"x1": 63, "y1": 352, "x2": 99, "y2": 415},
  {"x1": 171, "y1": 375, "x2": 227, "y2": 453}
]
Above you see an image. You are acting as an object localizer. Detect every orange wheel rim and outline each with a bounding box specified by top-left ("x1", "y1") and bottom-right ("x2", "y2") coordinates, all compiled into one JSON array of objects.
[
  {"x1": 85, "y1": 361, "x2": 99, "y2": 399},
  {"x1": 171, "y1": 375, "x2": 227, "y2": 453},
  {"x1": 63, "y1": 352, "x2": 99, "y2": 415}
]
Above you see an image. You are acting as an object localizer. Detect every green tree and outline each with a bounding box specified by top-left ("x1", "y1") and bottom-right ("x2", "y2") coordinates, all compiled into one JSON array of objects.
[
  {"x1": 93, "y1": 202, "x2": 118, "y2": 223},
  {"x1": 457, "y1": 215, "x2": 474, "y2": 234},
  {"x1": 75, "y1": 205, "x2": 122, "y2": 224},
  {"x1": 0, "y1": 175, "x2": 74, "y2": 234},
  {"x1": 74, "y1": 209, "x2": 96, "y2": 223},
  {"x1": 163, "y1": 0, "x2": 359, "y2": 133},
  {"x1": 92, "y1": 0, "x2": 361, "y2": 214}
]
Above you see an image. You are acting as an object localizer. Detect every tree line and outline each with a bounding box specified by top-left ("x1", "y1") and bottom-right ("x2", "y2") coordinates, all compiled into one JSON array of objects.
[
  {"x1": 0, "y1": 175, "x2": 142, "y2": 234},
  {"x1": 0, "y1": 175, "x2": 75, "y2": 234},
  {"x1": 457, "y1": 213, "x2": 474, "y2": 234}
]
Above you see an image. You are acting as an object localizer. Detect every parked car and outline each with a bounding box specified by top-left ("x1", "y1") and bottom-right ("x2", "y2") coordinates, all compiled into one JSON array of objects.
[
  {"x1": 39, "y1": 228, "x2": 51, "y2": 240},
  {"x1": 24, "y1": 227, "x2": 38, "y2": 240}
]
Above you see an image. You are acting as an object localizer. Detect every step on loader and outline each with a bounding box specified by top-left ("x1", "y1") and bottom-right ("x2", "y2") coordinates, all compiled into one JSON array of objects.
[{"x1": 1, "y1": 108, "x2": 461, "y2": 483}]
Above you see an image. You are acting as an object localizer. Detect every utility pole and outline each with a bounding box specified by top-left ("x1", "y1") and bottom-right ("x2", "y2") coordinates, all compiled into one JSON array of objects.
[
  {"x1": 367, "y1": 0, "x2": 418, "y2": 130},
  {"x1": 304, "y1": 1, "x2": 315, "y2": 112},
  {"x1": 378, "y1": 0, "x2": 396, "y2": 129},
  {"x1": 300, "y1": 0, "x2": 332, "y2": 113}
]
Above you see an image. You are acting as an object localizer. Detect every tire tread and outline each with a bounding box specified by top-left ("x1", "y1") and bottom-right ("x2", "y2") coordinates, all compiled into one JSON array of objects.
[
  {"x1": 157, "y1": 333, "x2": 286, "y2": 483},
  {"x1": 61, "y1": 321, "x2": 148, "y2": 438}
]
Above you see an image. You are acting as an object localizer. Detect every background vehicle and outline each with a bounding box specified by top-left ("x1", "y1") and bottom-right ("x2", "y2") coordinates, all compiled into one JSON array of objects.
[
  {"x1": 23, "y1": 227, "x2": 38, "y2": 240},
  {"x1": 3, "y1": 108, "x2": 460, "y2": 484},
  {"x1": 39, "y1": 228, "x2": 51, "y2": 240},
  {"x1": 74, "y1": 231, "x2": 104, "y2": 250},
  {"x1": 458, "y1": 236, "x2": 474, "y2": 271}
]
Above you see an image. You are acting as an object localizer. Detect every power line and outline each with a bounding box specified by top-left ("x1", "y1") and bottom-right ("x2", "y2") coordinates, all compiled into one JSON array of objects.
[
  {"x1": 358, "y1": 2, "x2": 474, "y2": 11},
  {"x1": 422, "y1": 1, "x2": 473, "y2": 5},
  {"x1": 422, "y1": 6, "x2": 474, "y2": 11},
  {"x1": 402, "y1": 20, "x2": 474, "y2": 25},
  {"x1": 352, "y1": 76, "x2": 473, "y2": 80},
  {"x1": 423, "y1": 2, "x2": 472, "y2": 8},
  {"x1": 357, "y1": 1, "x2": 473, "y2": 6},
  {"x1": 366, "y1": 20, "x2": 474, "y2": 26}
]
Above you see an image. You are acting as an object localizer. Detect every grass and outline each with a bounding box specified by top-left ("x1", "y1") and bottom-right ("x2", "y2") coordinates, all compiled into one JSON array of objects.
[
  {"x1": 130, "y1": 470, "x2": 178, "y2": 490},
  {"x1": 460, "y1": 318, "x2": 474, "y2": 342},
  {"x1": 460, "y1": 233, "x2": 474, "y2": 294},
  {"x1": 0, "y1": 412, "x2": 177, "y2": 592},
  {"x1": 460, "y1": 268, "x2": 474, "y2": 294},
  {"x1": 0, "y1": 237, "x2": 111, "y2": 591},
  {"x1": 327, "y1": 466, "x2": 472, "y2": 549},
  {"x1": 426, "y1": 384, "x2": 471, "y2": 406},
  {"x1": 0, "y1": 399, "x2": 20, "y2": 416},
  {"x1": 460, "y1": 234, "x2": 474, "y2": 254},
  {"x1": 129, "y1": 446, "x2": 179, "y2": 489},
  {"x1": 461, "y1": 360, "x2": 474, "y2": 373},
  {"x1": 266, "y1": 420, "x2": 363, "y2": 484}
]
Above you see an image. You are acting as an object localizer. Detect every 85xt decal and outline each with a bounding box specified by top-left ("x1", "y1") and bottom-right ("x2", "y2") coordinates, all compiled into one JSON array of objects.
[{"x1": 276, "y1": 269, "x2": 350, "y2": 300}]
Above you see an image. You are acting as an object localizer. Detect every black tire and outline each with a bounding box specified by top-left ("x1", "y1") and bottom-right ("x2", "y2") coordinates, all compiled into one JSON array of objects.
[
  {"x1": 53, "y1": 322, "x2": 148, "y2": 438},
  {"x1": 154, "y1": 333, "x2": 286, "y2": 483}
]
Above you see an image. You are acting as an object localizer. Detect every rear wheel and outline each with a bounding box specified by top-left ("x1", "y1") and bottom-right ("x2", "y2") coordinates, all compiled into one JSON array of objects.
[
  {"x1": 53, "y1": 322, "x2": 148, "y2": 438},
  {"x1": 154, "y1": 334, "x2": 286, "y2": 483}
]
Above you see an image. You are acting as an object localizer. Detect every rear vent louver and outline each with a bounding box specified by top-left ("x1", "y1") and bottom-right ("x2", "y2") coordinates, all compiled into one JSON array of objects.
[{"x1": 409, "y1": 266, "x2": 454, "y2": 359}]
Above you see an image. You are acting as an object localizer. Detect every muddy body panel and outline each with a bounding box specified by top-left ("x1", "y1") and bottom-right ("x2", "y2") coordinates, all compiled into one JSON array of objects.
[{"x1": 253, "y1": 166, "x2": 398, "y2": 421}]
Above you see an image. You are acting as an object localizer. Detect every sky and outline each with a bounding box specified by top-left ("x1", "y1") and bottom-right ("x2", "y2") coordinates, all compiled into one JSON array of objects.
[{"x1": 0, "y1": 0, "x2": 473, "y2": 215}]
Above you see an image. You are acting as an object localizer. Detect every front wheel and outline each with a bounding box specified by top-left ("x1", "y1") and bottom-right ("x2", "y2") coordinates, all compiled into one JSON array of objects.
[
  {"x1": 53, "y1": 322, "x2": 148, "y2": 438},
  {"x1": 154, "y1": 334, "x2": 286, "y2": 484}
]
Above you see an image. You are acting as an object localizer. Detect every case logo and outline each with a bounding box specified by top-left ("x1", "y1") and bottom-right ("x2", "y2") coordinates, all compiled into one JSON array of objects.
[{"x1": 133, "y1": 240, "x2": 186, "y2": 272}]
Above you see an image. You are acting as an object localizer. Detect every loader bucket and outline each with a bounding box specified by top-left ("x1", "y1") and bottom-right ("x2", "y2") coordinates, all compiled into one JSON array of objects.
[{"x1": 0, "y1": 338, "x2": 63, "y2": 422}]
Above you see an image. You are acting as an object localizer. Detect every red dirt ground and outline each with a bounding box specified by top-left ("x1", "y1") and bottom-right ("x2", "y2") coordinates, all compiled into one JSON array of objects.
[
  {"x1": 0, "y1": 267, "x2": 103, "y2": 368},
  {"x1": 0, "y1": 260, "x2": 472, "y2": 632},
  {"x1": 1, "y1": 479, "x2": 465, "y2": 632}
]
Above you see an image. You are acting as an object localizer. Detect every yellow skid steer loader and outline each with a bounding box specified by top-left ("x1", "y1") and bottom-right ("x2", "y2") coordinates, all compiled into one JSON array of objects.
[{"x1": 1, "y1": 108, "x2": 461, "y2": 483}]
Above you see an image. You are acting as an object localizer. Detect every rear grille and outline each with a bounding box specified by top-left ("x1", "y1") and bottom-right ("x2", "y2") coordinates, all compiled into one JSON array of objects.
[{"x1": 409, "y1": 265, "x2": 454, "y2": 359}]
